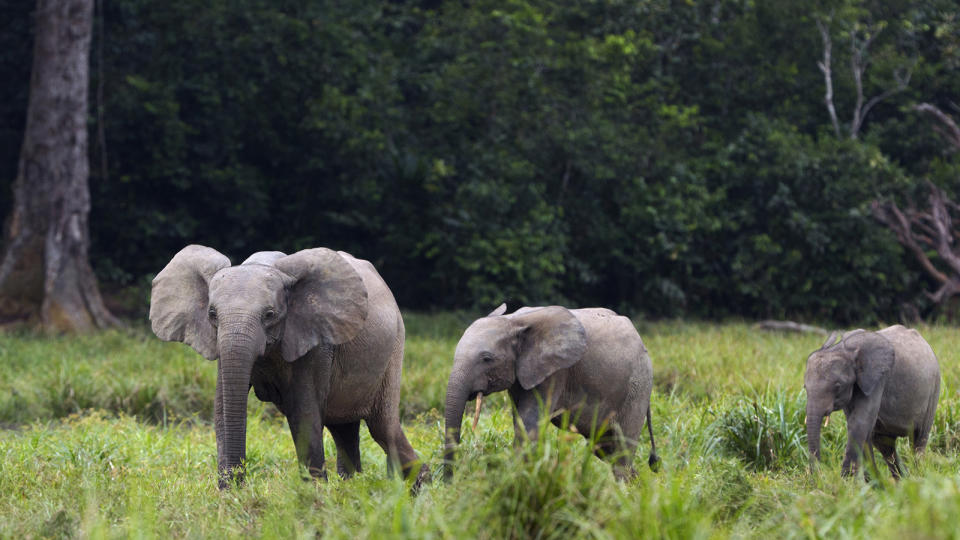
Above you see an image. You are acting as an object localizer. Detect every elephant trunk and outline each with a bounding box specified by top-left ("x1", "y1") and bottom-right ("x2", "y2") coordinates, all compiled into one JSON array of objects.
[
  {"x1": 215, "y1": 317, "x2": 264, "y2": 489},
  {"x1": 806, "y1": 410, "x2": 823, "y2": 467},
  {"x1": 443, "y1": 372, "x2": 472, "y2": 481}
]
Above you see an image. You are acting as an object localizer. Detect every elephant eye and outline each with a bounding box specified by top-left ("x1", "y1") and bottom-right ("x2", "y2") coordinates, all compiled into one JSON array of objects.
[
  {"x1": 263, "y1": 308, "x2": 277, "y2": 320},
  {"x1": 208, "y1": 307, "x2": 218, "y2": 323},
  {"x1": 481, "y1": 353, "x2": 494, "y2": 363}
]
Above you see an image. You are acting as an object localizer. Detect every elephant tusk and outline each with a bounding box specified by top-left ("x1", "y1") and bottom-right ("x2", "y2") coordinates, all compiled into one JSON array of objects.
[
  {"x1": 472, "y1": 393, "x2": 483, "y2": 430},
  {"x1": 824, "y1": 416, "x2": 830, "y2": 427}
]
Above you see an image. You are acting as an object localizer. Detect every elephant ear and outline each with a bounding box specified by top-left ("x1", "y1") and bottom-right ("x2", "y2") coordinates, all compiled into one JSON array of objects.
[
  {"x1": 820, "y1": 330, "x2": 840, "y2": 350},
  {"x1": 150, "y1": 245, "x2": 231, "y2": 360},
  {"x1": 848, "y1": 333, "x2": 895, "y2": 397},
  {"x1": 487, "y1": 303, "x2": 507, "y2": 317},
  {"x1": 274, "y1": 248, "x2": 369, "y2": 362},
  {"x1": 512, "y1": 306, "x2": 587, "y2": 390}
]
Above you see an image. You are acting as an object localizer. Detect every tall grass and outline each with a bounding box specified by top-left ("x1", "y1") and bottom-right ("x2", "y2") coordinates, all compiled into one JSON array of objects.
[
  {"x1": 710, "y1": 389, "x2": 808, "y2": 471},
  {"x1": 1, "y1": 318, "x2": 959, "y2": 538}
]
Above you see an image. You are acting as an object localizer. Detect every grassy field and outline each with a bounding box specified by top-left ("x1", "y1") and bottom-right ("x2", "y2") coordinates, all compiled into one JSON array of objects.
[{"x1": 3, "y1": 314, "x2": 960, "y2": 538}]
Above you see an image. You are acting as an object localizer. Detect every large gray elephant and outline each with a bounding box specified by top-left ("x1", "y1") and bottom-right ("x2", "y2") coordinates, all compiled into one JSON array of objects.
[
  {"x1": 443, "y1": 304, "x2": 659, "y2": 480},
  {"x1": 150, "y1": 245, "x2": 428, "y2": 489},
  {"x1": 805, "y1": 325, "x2": 940, "y2": 479}
]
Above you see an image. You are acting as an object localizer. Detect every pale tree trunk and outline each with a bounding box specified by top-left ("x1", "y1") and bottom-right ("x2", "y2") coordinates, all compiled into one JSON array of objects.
[{"x1": 0, "y1": 0, "x2": 119, "y2": 332}]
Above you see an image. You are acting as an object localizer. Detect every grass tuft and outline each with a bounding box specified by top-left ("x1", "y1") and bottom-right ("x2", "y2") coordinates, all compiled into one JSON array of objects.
[{"x1": 711, "y1": 389, "x2": 807, "y2": 471}]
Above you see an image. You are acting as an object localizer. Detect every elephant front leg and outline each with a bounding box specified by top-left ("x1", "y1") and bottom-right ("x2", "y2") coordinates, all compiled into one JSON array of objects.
[
  {"x1": 511, "y1": 408, "x2": 525, "y2": 449},
  {"x1": 510, "y1": 389, "x2": 542, "y2": 447},
  {"x1": 841, "y1": 395, "x2": 882, "y2": 478},
  {"x1": 281, "y1": 347, "x2": 333, "y2": 481},
  {"x1": 841, "y1": 431, "x2": 873, "y2": 478},
  {"x1": 287, "y1": 406, "x2": 327, "y2": 480},
  {"x1": 213, "y1": 370, "x2": 227, "y2": 485}
]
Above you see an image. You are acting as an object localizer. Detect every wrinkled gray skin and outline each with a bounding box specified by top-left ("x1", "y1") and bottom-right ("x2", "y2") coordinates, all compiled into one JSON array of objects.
[
  {"x1": 805, "y1": 325, "x2": 940, "y2": 479},
  {"x1": 150, "y1": 245, "x2": 428, "y2": 490},
  {"x1": 443, "y1": 304, "x2": 659, "y2": 480}
]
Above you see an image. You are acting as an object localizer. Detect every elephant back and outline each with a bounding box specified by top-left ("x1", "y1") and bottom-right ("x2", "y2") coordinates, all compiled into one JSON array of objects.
[
  {"x1": 571, "y1": 308, "x2": 647, "y2": 361},
  {"x1": 568, "y1": 308, "x2": 651, "y2": 394},
  {"x1": 877, "y1": 325, "x2": 940, "y2": 374},
  {"x1": 336, "y1": 252, "x2": 401, "y2": 336}
]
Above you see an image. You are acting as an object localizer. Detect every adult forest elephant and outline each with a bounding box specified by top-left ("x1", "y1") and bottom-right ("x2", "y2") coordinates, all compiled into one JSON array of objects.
[
  {"x1": 150, "y1": 245, "x2": 428, "y2": 489},
  {"x1": 443, "y1": 304, "x2": 660, "y2": 481},
  {"x1": 805, "y1": 325, "x2": 940, "y2": 479}
]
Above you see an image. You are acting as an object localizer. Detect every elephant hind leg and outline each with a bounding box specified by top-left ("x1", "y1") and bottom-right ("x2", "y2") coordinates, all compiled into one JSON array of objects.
[
  {"x1": 367, "y1": 417, "x2": 430, "y2": 489},
  {"x1": 873, "y1": 434, "x2": 904, "y2": 480},
  {"x1": 913, "y1": 408, "x2": 935, "y2": 455},
  {"x1": 912, "y1": 426, "x2": 930, "y2": 454},
  {"x1": 592, "y1": 428, "x2": 637, "y2": 481},
  {"x1": 328, "y1": 422, "x2": 362, "y2": 479}
]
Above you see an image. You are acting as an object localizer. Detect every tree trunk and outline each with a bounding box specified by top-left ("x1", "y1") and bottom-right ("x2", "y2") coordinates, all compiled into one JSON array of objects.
[{"x1": 0, "y1": 0, "x2": 119, "y2": 332}]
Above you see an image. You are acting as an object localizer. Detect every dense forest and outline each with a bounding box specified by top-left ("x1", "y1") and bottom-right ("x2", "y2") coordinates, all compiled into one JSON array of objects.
[{"x1": 2, "y1": 0, "x2": 959, "y2": 322}]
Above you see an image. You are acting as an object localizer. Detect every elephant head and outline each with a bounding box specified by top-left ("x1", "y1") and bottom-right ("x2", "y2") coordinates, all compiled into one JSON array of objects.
[
  {"x1": 804, "y1": 329, "x2": 894, "y2": 465},
  {"x1": 443, "y1": 304, "x2": 587, "y2": 479},
  {"x1": 150, "y1": 245, "x2": 368, "y2": 488}
]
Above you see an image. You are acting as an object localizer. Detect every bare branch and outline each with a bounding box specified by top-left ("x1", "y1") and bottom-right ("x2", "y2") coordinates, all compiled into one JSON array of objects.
[
  {"x1": 877, "y1": 107, "x2": 960, "y2": 309},
  {"x1": 927, "y1": 184, "x2": 960, "y2": 275},
  {"x1": 847, "y1": 25, "x2": 912, "y2": 139},
  {"x1": 849, "y1": 28, "x2": 867, "y2": 138},
  {"x1": 871, "y1": 199, "x2": 950, "y2": 285},
  {"x1": 913, "y1": 102, "x2": 960, "y2": 151},
  {"x1": 927, "y1": 280, "x2": 960, "y2": 304},
  {"x1": 816, "y1": 18, "x2": 841, "y2": 137},
  {"x1": 858, "y1": 83, "x2": 909, "y2": 131}
]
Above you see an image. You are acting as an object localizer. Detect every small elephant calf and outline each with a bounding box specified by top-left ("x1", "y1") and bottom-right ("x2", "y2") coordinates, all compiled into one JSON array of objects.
[
  {"x1": 443, "y1": 304, "x2": 660, "y2": 480},
  {"x1": 805, "y1": 325, "x2": 940, "y2": 479}
]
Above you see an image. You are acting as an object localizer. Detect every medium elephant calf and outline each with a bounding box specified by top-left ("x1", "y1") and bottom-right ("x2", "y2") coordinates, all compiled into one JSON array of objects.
[
  {"x1": 443, "y1": 304, "x2": 660, "y2": 480},
  {"x1": 804, "y1": 325, "x2": 940, "y2": 479}
]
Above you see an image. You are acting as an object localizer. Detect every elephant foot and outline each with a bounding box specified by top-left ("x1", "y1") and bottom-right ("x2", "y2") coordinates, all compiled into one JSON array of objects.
[
  {"x1": 409, "y1": 463, "x2": 432, "y2": 495},
  {"x1": 303, "y1": 465, "x2": 328, "y2": 482},
  {"x1": 612, "y1": 466, "x2": 638, "y2": 482},
  {"x1": 840, "y1": 456, "x2": 858, "y2": 478},
  {"x1": 217, "y1": 465, "x2": 246, "y2": 490}
]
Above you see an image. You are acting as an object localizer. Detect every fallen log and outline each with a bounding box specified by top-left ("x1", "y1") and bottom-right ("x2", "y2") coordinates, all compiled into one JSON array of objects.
[{"x1": 753, "y1": 320, "x2": 829, "y2": 335}]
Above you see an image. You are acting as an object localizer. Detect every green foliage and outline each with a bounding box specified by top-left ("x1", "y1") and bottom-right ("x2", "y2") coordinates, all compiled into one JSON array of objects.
[
  {"x1": 1, "y1": 0, "x2": 959, "y2": 320},
  {"x1": 702, "y1": 117, "x2": 916, "y2": 321}
]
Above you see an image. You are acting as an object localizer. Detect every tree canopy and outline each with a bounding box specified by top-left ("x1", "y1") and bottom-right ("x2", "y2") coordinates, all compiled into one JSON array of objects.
[{"x1": 2, "y1": 0, "x2": 959, "y2": 322}]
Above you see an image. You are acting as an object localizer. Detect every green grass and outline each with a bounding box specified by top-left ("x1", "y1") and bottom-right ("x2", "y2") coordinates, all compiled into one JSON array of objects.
[{"x1": 2, "y1": 315, "x2": 960, "y2": 538}]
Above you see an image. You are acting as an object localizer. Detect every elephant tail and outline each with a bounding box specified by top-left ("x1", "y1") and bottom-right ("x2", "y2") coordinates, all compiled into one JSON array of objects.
[{"x1": 646, "y1": 406, "x2": 661, "y2": 472}]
